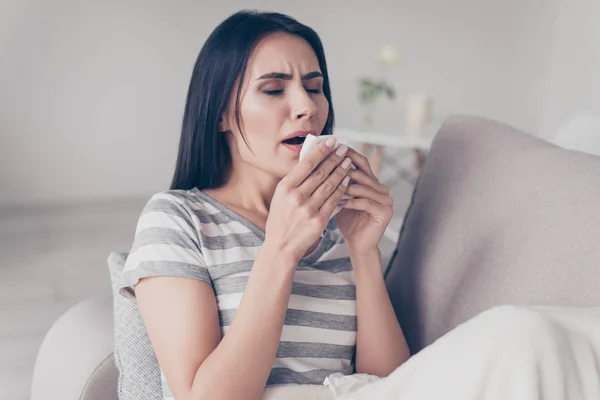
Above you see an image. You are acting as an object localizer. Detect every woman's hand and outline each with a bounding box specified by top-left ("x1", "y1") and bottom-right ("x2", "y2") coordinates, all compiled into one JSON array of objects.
[
  {"x1": 335, "y1": 148, "x2": 394, "y2": 255},
  {"x1": 265, "y1": 137, "x2": 352, "y2": 262}
]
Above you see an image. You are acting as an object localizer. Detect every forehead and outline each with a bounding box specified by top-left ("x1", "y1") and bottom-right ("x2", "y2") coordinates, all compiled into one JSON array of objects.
[{"x1": 246, "y1": 33, "x2": 321, "y2": 77}]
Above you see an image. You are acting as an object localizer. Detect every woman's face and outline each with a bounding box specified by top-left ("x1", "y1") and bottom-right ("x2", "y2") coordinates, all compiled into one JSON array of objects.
[{"x1": 221, "y1": 33, "x2": 329, "y2": 179}]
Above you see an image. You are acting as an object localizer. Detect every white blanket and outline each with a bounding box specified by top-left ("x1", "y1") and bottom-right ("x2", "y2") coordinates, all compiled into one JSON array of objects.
[
  {"x1": 262, "y1": 384, "x2": 334, "y2": 400},
  {"x1": 261, "y1": 306, "x2": 600, "y2": 400},
  {"x1": 335, "y1": 305, "x2": 600, "y2": 400}
]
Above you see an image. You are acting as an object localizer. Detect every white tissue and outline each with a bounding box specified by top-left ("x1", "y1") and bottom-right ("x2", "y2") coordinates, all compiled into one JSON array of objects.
[
  {"x1": 323, "y1": 372, "x2": 381, "y2": 397},
  {"x1": 299, "y1": 134, "x2": 335, "y2": 160},
  {"x1": 299, "y1": 134, "x2": 353, "y2": 219}
]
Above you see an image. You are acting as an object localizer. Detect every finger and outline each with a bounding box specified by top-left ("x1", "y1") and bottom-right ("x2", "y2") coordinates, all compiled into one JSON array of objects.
[
  {"x1": 345, "y1": 147, "x2": 377, "y2": 180},
  {"x1": 299, "y1": 146, "x2": 350, "y2": 196},
  {"x1": 282, "y1": 136, "x2": 339, "y2": 188},
  {"x1": 347, "y1": 169, "x2": 390, "y2": 195},
  {"x1": 339, "y1": 198, "x2": 391, "y2": 218},
  {"x1": 345, "y1": 184, "x2": 393, "y2": 207},
  {"x1": 308, "y1": 158, "x2": 352, "y2": 209},
  {"x1": 319, "y1": 175, "x2": 350, "y2": 218}
]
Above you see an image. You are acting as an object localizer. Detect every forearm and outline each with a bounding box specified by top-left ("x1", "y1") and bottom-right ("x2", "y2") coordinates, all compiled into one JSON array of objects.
[
  {"x1": 352, "y1": 249, "x2": 410, "y2": 377},
  {"x1": 190, "y1": 243, "x2": 297, "y2": 400}
]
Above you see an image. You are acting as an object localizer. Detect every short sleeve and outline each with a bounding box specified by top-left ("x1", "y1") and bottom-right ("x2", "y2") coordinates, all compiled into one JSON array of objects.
[{"x1": 118, "y1": 192, "x2": 211, "y2": 300}]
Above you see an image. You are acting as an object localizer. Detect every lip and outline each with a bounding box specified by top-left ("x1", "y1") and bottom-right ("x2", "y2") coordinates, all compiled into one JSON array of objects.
[
  {"x1": 282, "y1": 142, "x2": 304, "y2": 154},
  {"x1": 281, "y1": 130, "x2": 317, "y2": 141}
]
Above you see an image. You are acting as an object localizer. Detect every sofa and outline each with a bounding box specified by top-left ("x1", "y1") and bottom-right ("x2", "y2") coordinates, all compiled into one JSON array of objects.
[{"x1": 31, "y1": 116, "x2": 600, "y2": 399}]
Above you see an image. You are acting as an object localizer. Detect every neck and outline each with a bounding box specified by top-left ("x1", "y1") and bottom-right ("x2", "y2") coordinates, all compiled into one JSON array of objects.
[{"x1": 211, "y1": 153, "x2": 280, "y2": 216}]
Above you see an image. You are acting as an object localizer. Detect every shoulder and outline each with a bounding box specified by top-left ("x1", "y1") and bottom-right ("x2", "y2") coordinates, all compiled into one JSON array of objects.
[
  {"x1": 132, "y1": 188, "x2": 226, "y2": 245},
  {"x1": 141, "y1": 188, "x2": 216, "y2": 224},
  {"x1": 120, "y1": 189, "x2": 214, "y2": 296},
  {"x1": 144, "y1": 188, "x2": 204, "y2": 210}
]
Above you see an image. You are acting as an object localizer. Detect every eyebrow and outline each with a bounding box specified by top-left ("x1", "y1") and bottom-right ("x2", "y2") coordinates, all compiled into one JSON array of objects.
[{"x1": 256, "y1": 71, "x2": 323, "y2": 81}]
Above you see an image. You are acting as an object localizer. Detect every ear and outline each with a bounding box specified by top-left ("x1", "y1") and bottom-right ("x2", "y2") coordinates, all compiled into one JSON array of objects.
[{"x1": 219, "y1": 115, "x2": 231, "y2": 133}]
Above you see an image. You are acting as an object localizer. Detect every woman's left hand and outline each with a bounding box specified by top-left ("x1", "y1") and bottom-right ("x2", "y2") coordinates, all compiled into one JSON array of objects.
[{"x1": 335, "y1": 148, "x2": 394, "y2": 254}]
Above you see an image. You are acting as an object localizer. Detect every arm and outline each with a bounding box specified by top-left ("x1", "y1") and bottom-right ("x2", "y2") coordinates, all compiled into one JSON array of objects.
[
  {"x1": 135, "y1": 242, "x2": 297, "y2": 400},
  {"x1": 334, "y1": 147, "x2": 410, "y2": 376},
  {"x1": 135, "y1": 139, "x2": 349, "y2": 400},
  {"x1": 351, "y1": 248, "x2": 410, "y2": 377}
]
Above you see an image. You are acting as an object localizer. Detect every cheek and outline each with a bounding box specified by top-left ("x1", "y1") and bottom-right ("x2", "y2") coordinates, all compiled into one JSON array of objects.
[
  {"x1": 238, "y1": 98, "x2": 283, "y2": 141},
  {"x1": 232, "y1": 98, "x2": 285, "y2": 160}
]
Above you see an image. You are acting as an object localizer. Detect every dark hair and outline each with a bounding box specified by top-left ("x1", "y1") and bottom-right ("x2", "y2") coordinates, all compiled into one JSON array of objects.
[{"x1": 170, "y1": 10, "x2": 335, "y2": 190}]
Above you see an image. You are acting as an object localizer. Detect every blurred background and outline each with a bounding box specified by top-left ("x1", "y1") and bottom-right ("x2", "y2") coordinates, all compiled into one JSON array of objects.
[{"x1": 1, "y1": 0, "x2": 599, "y2": 398}]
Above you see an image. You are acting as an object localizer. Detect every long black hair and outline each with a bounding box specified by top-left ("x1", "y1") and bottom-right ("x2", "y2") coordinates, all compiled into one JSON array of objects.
[{"x1": 170, "y1": 10, "x2": 335, "y2": 190}]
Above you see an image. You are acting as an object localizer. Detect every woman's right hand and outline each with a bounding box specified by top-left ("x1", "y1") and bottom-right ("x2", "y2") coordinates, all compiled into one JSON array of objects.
[{"x1": 265, "y1": 136, "x2": 352, "y2": 261}]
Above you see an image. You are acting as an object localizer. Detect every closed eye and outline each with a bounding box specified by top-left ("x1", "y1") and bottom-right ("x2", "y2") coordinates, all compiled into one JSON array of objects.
[
  {"x1": 264, "y1": 90, "x2": 284, "y2": 96},
  {"x1": 263, "y1": 88, "x2": 322, "y2": 96}
]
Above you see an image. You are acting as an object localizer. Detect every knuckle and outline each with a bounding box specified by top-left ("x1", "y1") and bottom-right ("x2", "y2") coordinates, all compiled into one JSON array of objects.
[
  {"x1": 318, "y1": 142, "x2": 330, "y2": 153},
  {"x1": 302, "y1": 159, "x2": 316, "y2": 171},
  {"x1": 328, "y1": 157, "x2": 341, "y2": 169},
  {"x1": 299, "y1": 206, "x2": 313, "y2": 219},
  {"x1": 356, "y1": 153, "x2": 368, "y2": 163},
  {"x1": 278, "y1": 181, "x2": 291, "y2": 193},
  {"x1": 322, "y1": 181, "x2": 333, "y2": 193},
  {"x1": 290, "y1": 191, "x2": 304, "y2": 206},
  {"x1": 336, "y1": 163, "x2": 349, "y2": 175},
  {"x1": 312, "y1": 168, "x2": 325, "y2": 181}
]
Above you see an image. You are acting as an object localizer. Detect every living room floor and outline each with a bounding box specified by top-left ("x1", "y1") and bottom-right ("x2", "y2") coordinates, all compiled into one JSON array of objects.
[
  {"x1": 0, "y1": 199, "x2": 147, "y2": 399},
  {"x1": 0, "y1": 190, "x2": 406, "y2": 399}
]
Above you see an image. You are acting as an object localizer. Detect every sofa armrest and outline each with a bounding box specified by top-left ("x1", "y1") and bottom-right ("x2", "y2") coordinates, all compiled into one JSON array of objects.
[{"x1": 31, "y1": 295, "x2": 118, "y2": 400}]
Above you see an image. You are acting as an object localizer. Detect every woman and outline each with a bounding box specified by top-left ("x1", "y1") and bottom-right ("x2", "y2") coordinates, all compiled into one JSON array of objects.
[{"x1": 118, "y1": 10, "x2": 410, "y2": 400}]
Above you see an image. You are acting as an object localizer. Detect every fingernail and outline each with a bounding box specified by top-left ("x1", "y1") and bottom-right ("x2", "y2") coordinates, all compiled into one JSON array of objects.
[
  {"x1": 342, "y1": 176, "x2": 350, "y2": 186},
  {"x1": 325, "y1": 137, "x2": 337, "y2": 147},
  {"x1": 341, "y1": 157, "x2": 352, "y2": 169},
  {"x1": 336, "y1": 145, "x2": 348, "y2": 156}
]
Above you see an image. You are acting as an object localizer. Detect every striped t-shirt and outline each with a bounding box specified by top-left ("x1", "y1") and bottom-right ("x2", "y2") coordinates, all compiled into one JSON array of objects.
[{"x1": 118, "y1": 188, "x2": 357, "y2": 395}]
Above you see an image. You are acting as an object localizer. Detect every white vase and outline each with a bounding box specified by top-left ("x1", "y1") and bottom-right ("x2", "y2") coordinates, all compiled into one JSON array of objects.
[{"x1": 405, "y1": 93, "x2": 433, "y2": 136}]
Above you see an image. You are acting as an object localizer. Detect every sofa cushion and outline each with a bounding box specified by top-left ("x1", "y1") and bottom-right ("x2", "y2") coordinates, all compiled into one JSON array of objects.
[
  {"x1": 31, "y1": 295, "x2": 118, "y2": 400},
  {"x1": 385, "y1": 115, "x2": 600, "y2": 354},
  {"x1": 107, "y1": 252, "x2": 162, "y2": 400}
]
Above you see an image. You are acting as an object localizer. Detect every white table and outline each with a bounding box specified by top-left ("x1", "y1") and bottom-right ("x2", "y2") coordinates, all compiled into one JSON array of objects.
[
  {"x1": 334, "y1": 127, "x2": 434, "y2": 151},
  {"x1": 334, "y1": 126, "x2": 436, "y2": 177}
]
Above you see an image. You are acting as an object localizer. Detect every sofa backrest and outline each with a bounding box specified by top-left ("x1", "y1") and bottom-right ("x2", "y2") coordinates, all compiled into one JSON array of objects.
[{"x1": 385, "y1": 115, "x2": 600, "y2": 353}]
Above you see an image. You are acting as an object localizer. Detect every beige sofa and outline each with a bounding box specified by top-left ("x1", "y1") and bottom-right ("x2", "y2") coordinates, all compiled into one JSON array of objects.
[{"x1": 32, "y1": 116, "x2": 600, "y2": 399}]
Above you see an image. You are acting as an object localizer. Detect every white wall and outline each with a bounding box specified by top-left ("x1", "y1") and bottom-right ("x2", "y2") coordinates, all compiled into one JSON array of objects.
[
  {"x1": 0, "y1": 0, "x2": 557, "y2": 206},
  {"x1": 538, "y1": 0, "x2": 600, "y2": 137}
]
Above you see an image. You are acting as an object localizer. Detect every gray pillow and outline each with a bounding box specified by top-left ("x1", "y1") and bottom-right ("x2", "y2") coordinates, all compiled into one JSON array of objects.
[
  {"x1": 385, "y1": 115, "x2": 600, "y2": 354},
  {"x1": 107, "y1": 252, "x2": 162, "y2": 400}
]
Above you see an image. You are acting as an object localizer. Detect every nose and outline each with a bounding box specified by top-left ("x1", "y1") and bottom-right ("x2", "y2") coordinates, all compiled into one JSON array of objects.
[{"x1": 291, "y1": 90, "x2": 317, "y2": 121}]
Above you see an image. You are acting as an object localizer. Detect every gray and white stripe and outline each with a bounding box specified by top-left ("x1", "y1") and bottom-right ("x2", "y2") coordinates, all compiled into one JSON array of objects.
[{"x1": 119, "y1": 188, "x2": 357, "y2": 396}]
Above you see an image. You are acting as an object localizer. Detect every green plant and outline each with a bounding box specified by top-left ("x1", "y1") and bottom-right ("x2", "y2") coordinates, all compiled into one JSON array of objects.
[
  {"x1": 357, "y1": 45, "x2": 400, "y2": 127},
  {"x1": 358, "y1": 78, "x2": 396, "y2": 104}
]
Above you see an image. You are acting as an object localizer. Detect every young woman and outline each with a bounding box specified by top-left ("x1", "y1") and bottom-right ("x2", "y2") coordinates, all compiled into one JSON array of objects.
[{"x1": 118, "y1": 10, "x2": 410, "y2": 400}]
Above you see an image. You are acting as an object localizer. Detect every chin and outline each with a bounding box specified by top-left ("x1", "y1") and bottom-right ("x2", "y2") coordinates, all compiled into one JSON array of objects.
[{"x1": 272, "y1": 160, "x2": 297, "y2": 180}]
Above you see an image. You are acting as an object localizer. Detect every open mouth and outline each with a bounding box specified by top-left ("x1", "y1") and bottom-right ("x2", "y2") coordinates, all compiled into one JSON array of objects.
[{"x1": 282, "y1": 136, "x2": 307, "y2": 145}]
